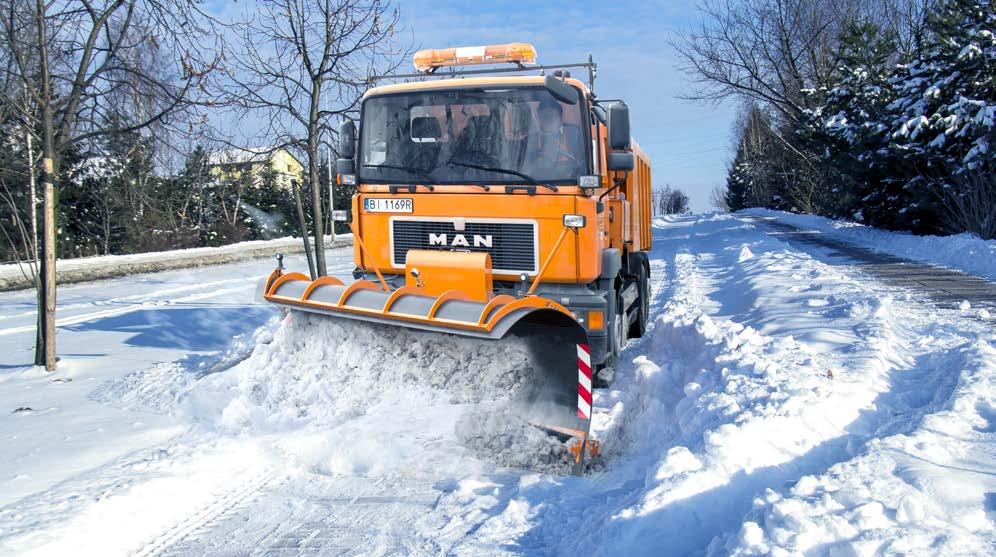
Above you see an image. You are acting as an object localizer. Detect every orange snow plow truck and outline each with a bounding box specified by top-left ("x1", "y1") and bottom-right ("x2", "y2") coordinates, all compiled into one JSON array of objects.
[{"x1": 260, "y1": 43, "x2": 651, "y2": 472}]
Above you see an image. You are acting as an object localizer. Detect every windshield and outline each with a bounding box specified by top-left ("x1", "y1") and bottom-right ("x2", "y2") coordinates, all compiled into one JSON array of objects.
[{"x1": 359, "y1": 86, "x2": 586, "y2": 185}]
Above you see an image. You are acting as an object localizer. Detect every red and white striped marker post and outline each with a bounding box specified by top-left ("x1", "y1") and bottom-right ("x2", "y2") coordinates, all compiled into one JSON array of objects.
[{"x1": 577, "y1": 343, "x2": 592, "y2": 420}]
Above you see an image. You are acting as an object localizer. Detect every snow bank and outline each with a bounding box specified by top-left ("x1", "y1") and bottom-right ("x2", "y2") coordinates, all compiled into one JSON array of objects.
[
  {"x1": 428, "y1": 213, "x2": 994, "y2": 556},
  {"x1": 0, "y1": 234, "x2": 352, "y2": 291},
  {"x1": 743, "y1": 208, "x2": 996, "y2": 280},
  {"x1": 720, "y1": 340, "x2": 996, "y2": 556}
]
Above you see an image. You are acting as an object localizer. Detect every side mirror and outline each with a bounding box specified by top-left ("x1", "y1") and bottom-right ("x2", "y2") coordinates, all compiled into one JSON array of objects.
[
  {"x1": 607, "y1": 101, "x2": 631, "y2": 150},
  {"x1": 336, "y1": 158, "x2": 355, "y2": 175},
  {"x1": 339, "y1": 119, "x2": 356, "y2": 159},
  {"x1": 606, "y1": 151, "x2": 634, "y2": 171},
  {"x1": 543, "y1": 75, "x2": 579, "y2": 105}
]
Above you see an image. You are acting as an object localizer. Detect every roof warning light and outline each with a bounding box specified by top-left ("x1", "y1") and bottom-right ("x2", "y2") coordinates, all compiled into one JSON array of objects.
[{"x1": 413, "y1": 43, "x2": 537, "y2": 72}]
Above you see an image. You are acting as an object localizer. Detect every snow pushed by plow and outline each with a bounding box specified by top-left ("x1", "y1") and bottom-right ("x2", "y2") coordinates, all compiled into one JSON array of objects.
[{"x1": 185, "y1": 312, "x2": 580, "y2": 475}]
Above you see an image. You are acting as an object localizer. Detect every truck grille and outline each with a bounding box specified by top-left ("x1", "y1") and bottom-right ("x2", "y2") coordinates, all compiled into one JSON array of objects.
[{"x1": 391, "y1": 220, "x2": 537, "y2": 273}]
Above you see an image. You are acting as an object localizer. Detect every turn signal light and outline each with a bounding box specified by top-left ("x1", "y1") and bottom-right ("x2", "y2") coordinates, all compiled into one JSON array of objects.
[
  {"x1": 413, "y1": 43, "x2": 537, "y2": 72},
  {"x1": 587, "y1": 311, "x2": 605, "y2": 330}
]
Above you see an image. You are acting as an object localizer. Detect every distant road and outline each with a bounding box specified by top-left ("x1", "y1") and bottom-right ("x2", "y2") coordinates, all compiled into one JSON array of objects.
[{"x1": 745, "y1": 215, "x2": 996, "y2": 316}]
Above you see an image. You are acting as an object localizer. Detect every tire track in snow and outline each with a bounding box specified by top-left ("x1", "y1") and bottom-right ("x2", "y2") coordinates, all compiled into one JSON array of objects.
[
  {"x1": 0, "y1": 435, "x2": 278, "y2": 555},
  {"x1": 136, "y1": 470, "x2": 284, "y2": 557}
]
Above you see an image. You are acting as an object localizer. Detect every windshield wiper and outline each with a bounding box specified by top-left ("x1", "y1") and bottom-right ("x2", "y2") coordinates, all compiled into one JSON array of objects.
[
  {"x1": 361, "y1": 164, "x2": 436, "y2": 188},
  {"x1": 446, "y1": 160, "x2": 558, "y2": 192}
]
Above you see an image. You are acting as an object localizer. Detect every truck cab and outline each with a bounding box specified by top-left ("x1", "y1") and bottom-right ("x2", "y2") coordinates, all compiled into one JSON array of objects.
[{"x1": 334, "y1": 46, "x2": 652, "y2": 373}]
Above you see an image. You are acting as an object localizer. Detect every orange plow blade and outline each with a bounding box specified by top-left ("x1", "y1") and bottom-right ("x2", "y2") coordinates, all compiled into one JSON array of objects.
[{"x1": 260, "y1": 268, "x2": 596, "y2": 472}]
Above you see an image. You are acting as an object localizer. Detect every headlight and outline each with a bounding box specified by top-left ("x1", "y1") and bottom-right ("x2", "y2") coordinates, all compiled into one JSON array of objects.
[{"x1": 563, "y1": 214, "x2": 586, "y2": 228}]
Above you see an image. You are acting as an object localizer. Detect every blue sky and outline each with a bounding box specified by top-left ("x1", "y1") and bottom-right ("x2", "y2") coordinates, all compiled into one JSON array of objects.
[{"x1": 402, "y1": 0, "x2": 736, "y2": 210}]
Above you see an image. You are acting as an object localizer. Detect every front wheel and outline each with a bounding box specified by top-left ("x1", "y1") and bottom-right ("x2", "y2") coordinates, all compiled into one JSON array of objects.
[
  {"x1": 595, "y1": 287, "x2": 626, "y2": 388},
  {"x1": 628, "y1": 264, "x2": 650, "y2": 338}
]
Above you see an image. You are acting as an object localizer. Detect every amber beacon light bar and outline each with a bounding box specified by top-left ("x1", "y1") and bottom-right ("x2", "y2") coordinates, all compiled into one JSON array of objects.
[
  {"x1": 369, "y1": 42, "x2": 597, "y2": 91},
  {"x1": 412, "y1": 43, "x2": 538, "y2": 72}
]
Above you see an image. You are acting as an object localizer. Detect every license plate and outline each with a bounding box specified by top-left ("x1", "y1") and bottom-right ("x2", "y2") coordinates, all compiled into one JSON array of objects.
[{"x1": 364, "y1": 198, "x2": 413, "y2": 213}]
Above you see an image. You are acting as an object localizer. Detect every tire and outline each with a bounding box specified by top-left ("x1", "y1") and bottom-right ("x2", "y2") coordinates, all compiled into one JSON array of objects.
[
  {"x1": 611, "y1": 289, "x2": 627, "y2": 359},
  {"x1": 628, "y1": 263, "x2": 650, "y2": 339},
  {"x1": 595, "y1": 287, "x2": 626, "y2": 389}
]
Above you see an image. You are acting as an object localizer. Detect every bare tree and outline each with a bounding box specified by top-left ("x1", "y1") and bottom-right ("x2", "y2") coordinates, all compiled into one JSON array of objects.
[
  {"x1": 653, "y1": 185, "x2": 691, "y2": 215},
  {"x1": 709, "y1": 185, "x2": 730, "y2": 211},
  {"x1": 940, "y1": 166, "x2": 996, "y2": 240},
  {"x1": 673, "y1": 0, "x2": 871, "y2": 123},
  {"x1": 878, "y1": 0, "x2": 937, "y2": 60},
  {"x1": 1, "y1": 0, "x2": 218, "y2": 370},
  {"x1": 223, "y1": 0, "x2": 407, "y2": 279}
]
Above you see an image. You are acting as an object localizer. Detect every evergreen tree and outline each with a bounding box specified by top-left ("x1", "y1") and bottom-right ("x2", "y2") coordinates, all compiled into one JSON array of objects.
[
  {"x1": 803, "y1": 22, "x2": 904, "y2": 226},
  {"x1": 881, "y1": 0, "x2": 995, "y2": 232},
  {"x1": 725, "y1": 105, "x2": 785, "y2": 211}
]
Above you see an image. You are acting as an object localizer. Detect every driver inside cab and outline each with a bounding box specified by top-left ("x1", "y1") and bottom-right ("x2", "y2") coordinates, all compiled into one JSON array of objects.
[{"x1": 533, "y1": 99, "x2": 578, "y2": 169}]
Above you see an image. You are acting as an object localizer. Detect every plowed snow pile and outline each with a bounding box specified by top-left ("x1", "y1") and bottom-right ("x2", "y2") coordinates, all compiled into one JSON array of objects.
[
  {"x1": 455, "y1": 410, "x2": 572, "y2": 474},
  {"x1": 183, "y1": 312, "x2": 573, "y2": 472}
]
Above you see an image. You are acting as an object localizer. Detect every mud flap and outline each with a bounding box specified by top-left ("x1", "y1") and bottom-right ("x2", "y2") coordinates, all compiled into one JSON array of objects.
[{"x1": 506, "y1": 311, "x2": 596, "y2": 474}]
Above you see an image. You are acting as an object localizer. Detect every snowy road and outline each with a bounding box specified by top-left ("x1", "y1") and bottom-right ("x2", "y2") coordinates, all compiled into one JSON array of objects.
[
  {"x1": 0, "y1": 214, "x2": 993, "y2": 556},
  {"x1": 745, "y1": 216, "x2": 996, "y2": 314},
  {"x1": 0, "y1": 249, "x2": 356, "y2": 510}
]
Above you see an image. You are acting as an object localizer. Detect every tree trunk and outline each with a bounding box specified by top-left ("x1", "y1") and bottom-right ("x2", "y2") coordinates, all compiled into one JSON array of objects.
[
  {"x1": 41, "y1": 163, "x2": 56, "y2": 370},
  {"x1": 34, "y1": 0, "x2": 57, "y2": 371},
  {"x1": 309, "y1": 85, "x2": 326, "y2": 277},
  {"x1": 26, "y1": 92, "x2": 44, "y2": 367},
  {"x1": 292, "y1": 179, "x2": 317, "y2": 279}
]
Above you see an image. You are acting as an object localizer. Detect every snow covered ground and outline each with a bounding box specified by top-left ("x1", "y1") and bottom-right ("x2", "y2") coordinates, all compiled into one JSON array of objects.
[
  {"x1": 742, "y1": 208, "x2": 996, "y2": 281},
  {"x1": 0, "y1": 213, "x2": 992, "y2": 555},
  {"x1": 0, "y1": 234, "x2": 351, "y2": 291}
]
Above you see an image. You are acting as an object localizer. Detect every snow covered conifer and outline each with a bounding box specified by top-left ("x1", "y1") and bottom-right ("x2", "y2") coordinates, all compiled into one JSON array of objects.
[
  {"x1": 803, "y1": 22, "x2": 902, "y2": 226},
  {"x1": 884, "y1": 0, "x2": 995, "y2": 232}
]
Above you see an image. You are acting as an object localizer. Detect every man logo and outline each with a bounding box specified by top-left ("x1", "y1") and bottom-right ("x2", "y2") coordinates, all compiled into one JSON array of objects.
[{"x1": 429, "y1": 233, "x2": 493, "y2": 248}]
